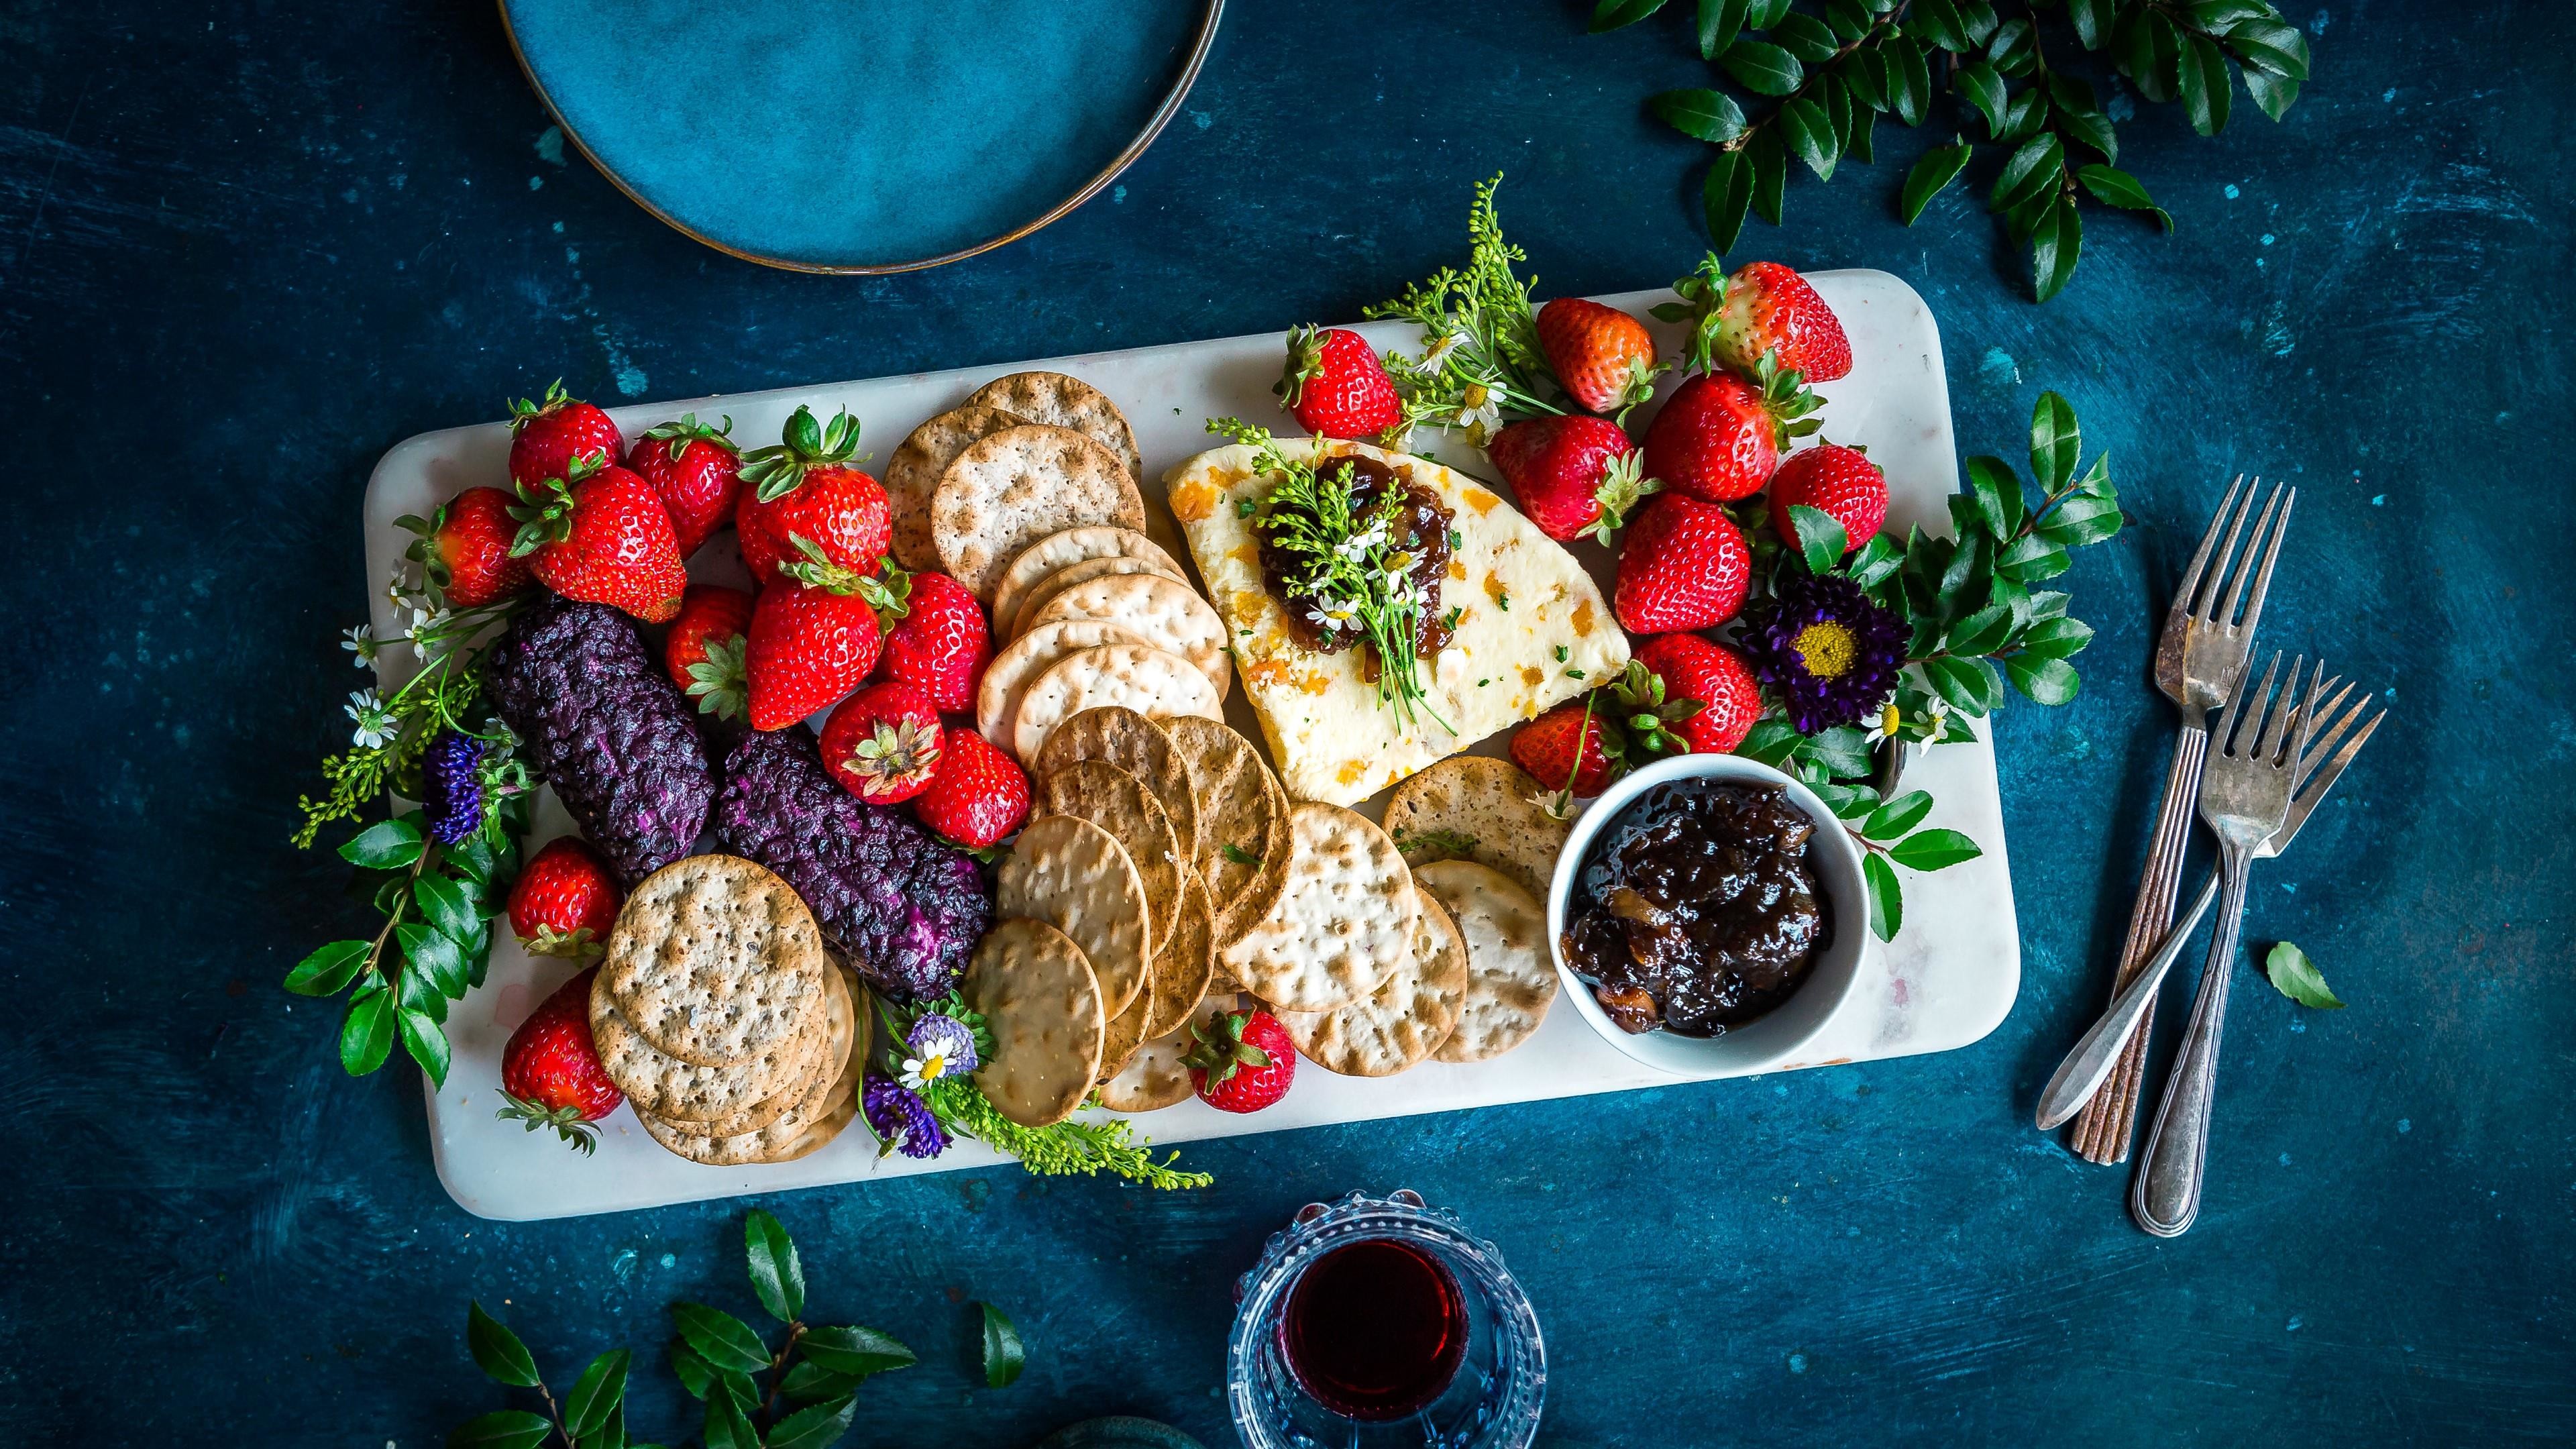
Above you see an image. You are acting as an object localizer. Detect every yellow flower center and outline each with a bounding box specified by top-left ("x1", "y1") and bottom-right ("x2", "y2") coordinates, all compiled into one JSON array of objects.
[
  {"x1": 1792, "y1": 621, "x2": 1859, "y2": 679},
  {"x1": 1875, "y1": 700, "x2": 1902, "y2": 735}
]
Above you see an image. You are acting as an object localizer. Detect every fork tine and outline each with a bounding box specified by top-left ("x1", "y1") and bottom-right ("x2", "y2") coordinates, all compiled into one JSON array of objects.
[
  {"x1": 2169, "y1": 473, "x2": 2247, "y2": 620},
  {"x1": 2214, "y1": 481, "x2": 2287, "y2": 627},
  {"x1": 2255, "y1": 654, "x2": 2306, "y2": 762},
  {"x1": 2216, "y1": 651, "x2": 2275, "y2": 755},
  {"x1": 2230, "y1": 484, "x2": 2296, "y2": 636},
  {"x1": 2298, "y1": 687, "x2": 2372, "y2": 782},
  {"x1": 2289, "y1": 707, "x2": 2385, "y2": 819},
  {"x1": 2191, "y1": 476, "x2": 2261, "y2": 622}
]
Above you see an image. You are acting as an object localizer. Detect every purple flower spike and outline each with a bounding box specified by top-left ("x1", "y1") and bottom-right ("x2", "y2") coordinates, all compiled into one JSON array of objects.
[{"x1": 861, "y1": 1073, "x2": 948, "y2": 1160}]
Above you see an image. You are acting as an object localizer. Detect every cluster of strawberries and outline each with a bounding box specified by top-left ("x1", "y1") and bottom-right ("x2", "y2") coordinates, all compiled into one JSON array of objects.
[{"x1": 1281, "y1": 262, "x2": 1888, "y2": 802}]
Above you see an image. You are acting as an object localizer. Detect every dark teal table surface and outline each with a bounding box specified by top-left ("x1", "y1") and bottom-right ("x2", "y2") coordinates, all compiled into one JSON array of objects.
[{"x1": 4, "y1": 2, "x2": 2569, "y2": 1444}]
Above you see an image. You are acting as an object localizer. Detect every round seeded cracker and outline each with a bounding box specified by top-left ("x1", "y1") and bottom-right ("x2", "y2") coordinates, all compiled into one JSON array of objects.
[
  {"x1": 635, "y1": 965, "x2": 861, "y2": 1165},
  {"x1": 964, "y1": 918, "x2": 1106, "y2": 1128},
  {"x1": 1098, "y1": 995, "x2": 1235, "y2": 1114},
  {"x1": 1162, "y1": 717, "x2": 1291, "y2": 947},
  {"x1": 884, "y1": 404, "x2": 1028, "y2": 572},
  {"x1": 997, "y1": 814, "x2": 1151, "y2": 1018},
  {"x1": 590, "y1": 979, "x2": 818, "y2": 1126},
  {"x1": 975, "y1": 619, "x2": 1157, "y2": 749},
  {"x1": 1026, "y1": 572, "x2": 1230, "y2": 699},
  {"x1": 1275, "y1": 885, "x2": 1470, "y2": 1077},
  {"x1": 1040, "y1": 760, "x2": 1183, "y2": 955},
  {"x1": 1382, "y1": 756, "x2": 1572, "y2": 904},
  {"x1": 1012, "y1": 644, "x2": 1222, "y2": 767},
  {"x1": 1008, "y1": 553, "x2": 1185, "y2": 639},
  {"x1": 933, "y1": 423, "x2": 1145, "y2": 600},
  {"x1": 1034, "y1": 706, "x2": 1201, "y2": 867},
  {"x1": 963, "y1": 370, "x2": 1142, "y2": 482},
  {"x1": 989, "y1": 525, "x2": 1183, "y2": 638},
  {"x1": 1413, "y1": 861, "x2": 1557, "y2": 1063},
  {"x1": 1220, "y1": 802, "x2": 1417, "y2": 1012},
  {"x1": 602, "y1": 855, "x2": 826, "y2": 1068}
]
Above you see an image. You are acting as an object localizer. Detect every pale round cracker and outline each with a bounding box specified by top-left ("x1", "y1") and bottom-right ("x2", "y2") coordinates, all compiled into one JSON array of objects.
[
  {"x1": 1163, "y1": 717, "x2": 1291, "y2": 947},
  {"x1": 989, "y1": 525, "x2": 1183, "y2": 640},
  {"x1": 997, "y1": 814, "x2": 1150, "y2": 1020},
  {"x1": 590, "y1": 979, "x2": 818, "y2": 1126},
  {"x1": 963, "y1": 918, "x2": 1106, "y2": 1128},
  {"x1": 1220, "y1": 802, "x2": 1417, "y2": 1012},
  {"x1": 1144, "y1": 871, "x2": 1216, "y2": 1040},
  {"x1": 884, "y1": 404, "x2": 1028, "y2": 572},
  {"x1": 664, "y1": 961, "x2": 854, "y2": 1138},
  {"x1": 1034, "y1": 706, "x2": 1201, "y2": 868},
  {"x1": 601, "y1": 855, "x2": 826, "y2": 1068},
  {"x1": 932, "y1": 423, "x2": 1145, "y2": 600},
  {"x1": 963, "y1": 370, "x2": 1142, "y2": 482},
  {"x1": 636, "y1": 966, "x2": 861, "y2": 1165},
  {"x1": 1383, "y1": 755, "x2": 1571, "y2": 904},
  {"x1": 1008, "y1": 553, "x2": 1183, "y2": 639},
  {"x1": 1026, "y1": 572, "x2": 1230, "y2": 700},
  {"x1": 1012, "y1": 644, "x2": 1222, "y2": 767},
  {"x1": 975, "y1": 619, "x2": 1158, "y2": 749},
  {"x1": 1414, "y1": 860, "x2": 1558, "y2": 1064},
  {"x1": 1097, "y1": 995, "x2": 1233, "y2": 1114},
  {"x1": 1275, "y1": 885, "x2": 1470, "y2": 1077},
  {"x1": 1040, "y1": 759, "x2": 1182, "y2": 957}
]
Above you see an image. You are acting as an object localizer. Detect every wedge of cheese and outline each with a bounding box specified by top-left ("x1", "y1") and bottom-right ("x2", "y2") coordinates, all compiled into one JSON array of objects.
[{"x1": 1167, "y1": 438, "x2": 1629, "y2": 807}]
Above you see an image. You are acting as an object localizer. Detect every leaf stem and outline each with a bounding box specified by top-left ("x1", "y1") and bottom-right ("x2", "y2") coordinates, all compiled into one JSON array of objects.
[{"x1": 757, "y1": 1321, "x2": 804, "y2": 1430}]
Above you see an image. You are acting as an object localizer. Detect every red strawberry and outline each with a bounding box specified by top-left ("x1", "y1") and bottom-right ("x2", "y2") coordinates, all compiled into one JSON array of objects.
[
  {"x1": 497, "y1": 965, "x2": 623, "y2": 1153},
  {"x1": 820, "y1": 680, "x2": 943, "y2": 804},
  {"x1": 1642, "y1": 362, "x2": 1822, "y2": 504},
  {"x1": 665, "y1": 583, "x2": 755, "y2": 721},
  {"x1": 1511, "y1": 700, "x2": 1619, "y2": 799},
  {"x1": 1487, "y1": 416, "x2": 1662, "y2": 543},
  {"x1": 912, "y1": 728, "x2": 1030, "y2": 849},
  {"x1": 744, "y1": 559, "x2": 902, "y2": 731},
  {"x1": 626, "y1": 413, "x2": 742, "y2": 557},
  {"x1": 1635, "y1": 634, "x2": 1764, "y2": 754},
  {"x1": 1276, "y1": 325, "x2": 1402, "y2": 439},
  {"x1": 877, "y1": 572, "x2": 989, "y2": 712},
  {"x1": 405, "y1": 486, "x2": 531, "y2": 608},
  {"x1": 1707, "y1": 261, "x2": 1852, "y2": 383},
  {"x1": 736, "y1": 407, "x2": 893, "y2": 585},
  {"x1": 1615, "y1": 494, "x2": 1752, "y2": 635},
  {"x1": 508, "y1": 463, "x2": 687, "y2": 624},
  {"x1": 506, "y1": 381, "x2": 625, "y2": 490},
  {"x1": 508, "y1": 837, "x2": 624, "y2": 957},
  {"x1": 1766, "y1": 442, "x2": 1888, "y2": 556},
  {"x1": 1536, "y1": 297, "x2": 1663, "y2": 419},
  {"x1": 1186, "y1": 1008, "x2": 1295, "y2": 1114}
]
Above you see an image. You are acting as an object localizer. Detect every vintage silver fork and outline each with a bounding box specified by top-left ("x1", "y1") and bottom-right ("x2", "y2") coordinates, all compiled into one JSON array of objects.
[
  {"x1": 2070, "y1": 476, "x2": 2295, "y2": 1164},
  {"x1": 2035, "y1": 672, "x2": 2383, "y2": 1131},
  {"x1": 2129, "y1": 655, "x2": 2335, "y2": 1237}
]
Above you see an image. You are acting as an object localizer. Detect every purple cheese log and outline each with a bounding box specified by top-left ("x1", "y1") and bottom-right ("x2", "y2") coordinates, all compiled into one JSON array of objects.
[
  {"x1": 484, "y1": 592, "x2": 714, "y2": 884},
  {"x1": 715, "y1": 727, "x2": 991, "y2": 1004}
]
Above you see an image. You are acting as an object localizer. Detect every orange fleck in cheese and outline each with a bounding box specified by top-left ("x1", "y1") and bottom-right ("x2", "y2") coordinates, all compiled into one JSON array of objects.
[
  {"x1": 1448, "y1": 558, "x2": 1468, "y2": 581},
  {"x1": 1169, "y1": 478, "x2": 1221, "y2": 523},
  {"x1": 1245, "y1": 659, "x2": 1292, "y2": 688},
  {"x1": 1338, "y1": 759, "x2": 1369, "y2": 786},
  {"x1": 1297, "y1": 672, "x2": 1332, "y2": 696},
  {"x1": 1461, "y1": 487, "x2": 1499, "y2": 515},
  {"x1": 1228, "y1": 544, "x2": 1260, "y2": 568},
  {"x1": 1520, "y1": 665, "x2": 1544, "y2": 688},
  {"x1": 1572, "y1": 598, "x2": 1596, "y2": 637},
  {"x1": 1484, "y1": 573, "x2": 1508, "y2": 604}
]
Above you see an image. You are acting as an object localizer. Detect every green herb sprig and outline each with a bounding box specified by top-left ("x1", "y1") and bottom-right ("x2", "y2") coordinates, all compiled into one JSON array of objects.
[
  {"x1": 1361, "y1": 174, "x2": 1565, "y2": 443},
  {"x1": 1210, "y1": 418, "x2": 1454, "y2": 737},
  {"x1": 1597, "y1": 0, "x2": 2312, "y2": 301}
]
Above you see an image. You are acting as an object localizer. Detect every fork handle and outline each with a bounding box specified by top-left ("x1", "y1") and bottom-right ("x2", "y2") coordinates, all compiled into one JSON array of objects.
[{"x1": 2130, "y1": 845, "x2": 2253, "y2": 1237}]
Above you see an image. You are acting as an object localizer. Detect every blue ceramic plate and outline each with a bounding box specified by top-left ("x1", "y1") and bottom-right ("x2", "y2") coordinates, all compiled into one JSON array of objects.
[{"x1": 501, "y1": 0, "x2": 1221, "y2": 272}]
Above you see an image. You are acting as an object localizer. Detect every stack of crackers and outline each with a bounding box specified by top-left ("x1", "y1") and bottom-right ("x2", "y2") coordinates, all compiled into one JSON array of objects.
[{"x1": 587, "y1": 856, "x2": 863, "y2": 1167}]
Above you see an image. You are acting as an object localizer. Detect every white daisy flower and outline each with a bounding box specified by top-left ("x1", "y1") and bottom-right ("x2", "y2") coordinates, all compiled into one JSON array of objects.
[
  {"x1": 1860, "y1": 696, "x2": 1903, "y2": 746},
  {"x1": 1419, "y1": 331, "x2": 1468, "y2": 373},
  {"x1": 1306, "y1": 597, "x2": 1358, "y2": 633},
  {"x1": 1455, "y1": 381, "x2": 1504, "y2": 445},
  {"x1": 341, "y1": 625, "x2": 378, "y2": 666},
  {"x1": 345, "y1": 689, "x2": 395, "y2": 749}
]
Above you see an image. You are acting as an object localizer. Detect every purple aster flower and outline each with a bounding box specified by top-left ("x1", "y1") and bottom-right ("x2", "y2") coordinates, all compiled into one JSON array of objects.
[
  {"x1": 900, "y1": 1014, "x2": 979, "y2": 1089},
  {"x1": 1741, "y1": 574, "x2": 1906, "y2": 733},
  {"x1": 861, "y1": 1073, "x2": 947, "y2": 1160},
  {"x1": 421, "y1": 731, "x2": 485, "y2": 844}
]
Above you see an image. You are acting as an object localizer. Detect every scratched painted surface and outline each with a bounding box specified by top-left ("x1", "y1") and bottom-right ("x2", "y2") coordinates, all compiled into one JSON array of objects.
[{"x1": 1, "y1": 1, "x2": 2569, "y2": 1444}]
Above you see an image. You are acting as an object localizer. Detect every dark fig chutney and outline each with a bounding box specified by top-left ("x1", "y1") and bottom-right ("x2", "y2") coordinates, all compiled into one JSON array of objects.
[
  {"x1": 1256, "y1": 452, "x2": 1457, "y2": 670},
  {"x1": 1560, "y1": 780, "x2": 1831, "y2": 1036}
]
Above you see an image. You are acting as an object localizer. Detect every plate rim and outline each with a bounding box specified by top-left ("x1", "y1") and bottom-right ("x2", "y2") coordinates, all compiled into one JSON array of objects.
[{"x1": 494, "y1": 0, "x2": 1226, "y2": 275}]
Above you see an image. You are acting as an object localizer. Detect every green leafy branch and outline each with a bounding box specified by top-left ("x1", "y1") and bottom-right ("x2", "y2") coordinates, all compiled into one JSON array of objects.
[{"x1": 1599, "y1": 0, "x2": 2314, "y2": 300}]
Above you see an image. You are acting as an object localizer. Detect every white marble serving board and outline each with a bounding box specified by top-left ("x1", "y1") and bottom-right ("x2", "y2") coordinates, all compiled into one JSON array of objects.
[{"x1": 362, "y1": 272, "x2": 2019, "y2": 1222}]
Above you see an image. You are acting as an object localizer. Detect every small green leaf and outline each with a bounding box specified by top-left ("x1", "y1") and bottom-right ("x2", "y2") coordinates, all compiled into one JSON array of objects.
[
  {"x1": 2016, "y1": 616, "x2": 2094, "y2": 659},
  {"x1": 1720, "y1": 38, "x2": 1804, "y2": 95},
  {"x1": 666, "y1": 1338, "x2": 718, "y2": 1401},
  {"x1": 1864, "y1": 853, "x2": 1902, "y2": 941},
  {"x1": 400, "y1": 921, "x2": 470, "y2": 998},
  {"x1": 1749, "y1": 127, "x2": 1788, "y2": 225},
  {"x1": 562, "y1": 1349, "x2": 631, "y2": 1439},
  {"x1": 1953, "y1": 60, "x2": 2008, "y2": 135},
  {"x1": 672, "y1": 1303, "x2": 771, "y2": 1376},
  {"x1": 2243, "y1": 67, "x2": 2300, "y2": 121},
  {"x1": 1770, "y1": 11, "x2": 1840, "y2": 62},
  {"x1": 399, "y1": 1006, "x2": 452, "y2": 1088},
  {"x1": 2265, "y1": 942, "x2": 2346, "y2": 1010},
  {"x1": 1748, "y1": 0, "x2": 1792, "y2": 24},
  {"x1": 2028, "y1": 392, "x2": 2080, "y2": 493},
  {"x1": 799, "y1": 1324, "x2": 918, "y2": 1379},
  {"x1": 1589, "y1": 0, "x2": 1670, "y2": 30},
  {"x1": 467, "y1": 1301, "x2": 542, "y2": 1388},
  {"x1": 979, "y1": 1303, "x2": 1026, "y2": 1389},
  {"x1": 1824, "y1": 0, "x2": 1870, "y2": 42},
  {"x1": 1861, "y1": 790, "x2": 1935, "y2": 841},
  {"x1": 1945, "y1": 601, "x2": 2015, "y2": 658},
  {"x1": 1900, "y1": 144, "x2": 1973, "y2": 225},
  {"x1": 2055, "y1": 105, "x2": 2118, "y2": 163},
  {"x1": 1698, "y1": 0, "x2": 1751, "y2": 59},
  {"x1": 780, "y1": 1360, "x2": 863, "y2": 1403},
  {"x1": 341, "y1": 982, "x2": 396, "y2": 1075},
  {"x1": 2077, "y1": 164, "x2": 2173, "y2": 231},
  {"x1": 415, "y1": 873, "x2": 480, "y2": 945},
  {"x1": 340, "y1": 818, "x2": 424, "y2": 869},
  {"x1": 447, "y1": 1410, "x2": 555, "y2": 1449},
  {"x1": 1798, "y1": 726, "x2": 1873, "y2": 780},
  {"x1": 1778, "y1": 97, "x2": 1838, "y2": 180},
  {"x1": 2226, "y1": 17, "x2": 2310, "y2": 80},
  {"x1": 1989, "y1": 133, "x2": 2063, "y2": 214},
  {"x1": 1736, "y1": 718, "x2": 1801, "y2": 768},
  {"x1": 1813, "y1": 782, "x2": 1882, "y2": 820},
  {"x1": 285, "y1": 939, "x2": 371, "y2": 996},
  {"x1": 1888, "y1": 828, "x2": 1984, "y2": 871},
  {"x1": 744, "y1": 1209, "x2": 806, "y2": 1324},
  {"x1": 1996, "y1": 532, "x2": 2070, "y2": 582},
  {"x1": 2182, "y1": 32, "x2": 2231, "y2": 136},
  {"x1": 1786, "y1": 504, "x2": 1847, "y2": 572},
  {"x1": 2068, "y1": 0, "x2": 2115, "y2": 48},
  {"x1": 1886, "y1": 37, "x2": 1932, "y2": 125},
  {"x1": 2038, "y1": 492, "x2": 2124, "y2": 546},
  {"x1": 1703, "y1": 150, "x2": 1754, "y2": 251},
  {"x1": 765, "y1": 1395, "x2": 859, "y2": 1449},
  {"x1": 1923, "y1": 655, "x2": 1996, "y2": 716},
  {"x1": 1909, "y1": 0, "x2": 1970, "y2": 50},
  {"x1": 1649, "y1": 89, "x2": 1747, "y2": 144},
  {"x1": 2006, "y1": 655, "x2": 2081, "y2": 705},
  {"x1": 701, "y1": 1387, "x2": 759, "y2": 1449},
  {"x1": 1962, "y1": 456, "x2": 2015, "y2": 537}
]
